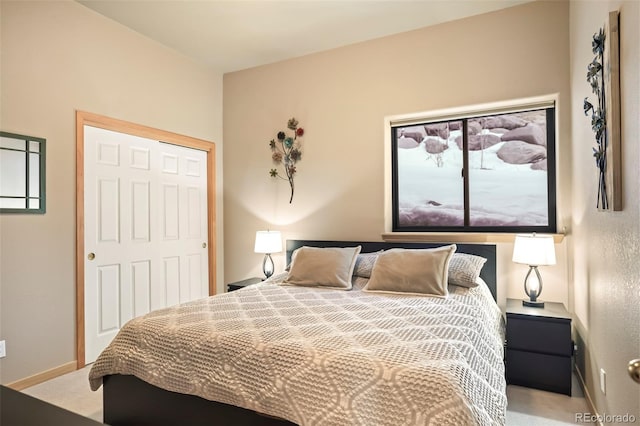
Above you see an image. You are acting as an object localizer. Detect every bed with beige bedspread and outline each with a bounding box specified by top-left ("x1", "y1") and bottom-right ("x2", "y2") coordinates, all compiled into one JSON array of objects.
[{"x1": 89, "y1": 272, "x2": 506, "y2": 425}]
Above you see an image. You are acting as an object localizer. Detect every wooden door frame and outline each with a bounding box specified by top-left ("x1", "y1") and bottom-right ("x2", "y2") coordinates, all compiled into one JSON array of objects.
[{"x1": 75, "y1": 110, "x2": 217, "y2": 368}]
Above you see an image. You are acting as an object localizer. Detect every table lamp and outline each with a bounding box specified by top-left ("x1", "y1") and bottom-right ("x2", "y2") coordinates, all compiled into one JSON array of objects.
[
  {"x1": 512, "y1": 233, "x2": 556, "y2": 308},
  {"x1": 254, "y1": 230, "x2": 282, "y2": 279}
]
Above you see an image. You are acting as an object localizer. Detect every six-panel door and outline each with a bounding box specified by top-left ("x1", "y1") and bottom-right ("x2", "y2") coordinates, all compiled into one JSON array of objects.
[{"x1": 84, "y1": 126, "x2": 209, "y2": 363}]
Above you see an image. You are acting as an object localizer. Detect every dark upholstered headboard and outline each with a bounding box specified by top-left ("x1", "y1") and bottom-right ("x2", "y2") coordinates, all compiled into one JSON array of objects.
[{"x1": 286, "y1": 240, "x2": 497, "y2": 301}]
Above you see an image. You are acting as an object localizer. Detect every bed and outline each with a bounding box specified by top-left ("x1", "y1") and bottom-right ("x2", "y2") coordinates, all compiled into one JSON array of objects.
[{"x1": 89, "y1": 240, "x2": 506, "y2": 425}]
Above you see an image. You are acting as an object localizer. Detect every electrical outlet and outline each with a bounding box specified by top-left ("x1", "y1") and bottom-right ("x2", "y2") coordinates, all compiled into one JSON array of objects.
[
  {"x1": 600, "y1": 368, "x2": 606, "y2": 394},
  {"x1": 0, "y1": 340, "x2": 5, "y2": 358}
]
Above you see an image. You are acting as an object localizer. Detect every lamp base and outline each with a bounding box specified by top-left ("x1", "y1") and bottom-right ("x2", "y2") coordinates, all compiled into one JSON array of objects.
[
  {"x1": 522, "y1": 299, "x2": 545, "y2": 308},
  {"x1": 262, "y1": 253, "x2": 274, "y2": 279}
]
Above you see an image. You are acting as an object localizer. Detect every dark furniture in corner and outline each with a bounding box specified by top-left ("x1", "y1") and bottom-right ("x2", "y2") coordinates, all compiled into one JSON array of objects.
[
  {"x1": 227, "y1": 277, "x2": 263, "y2": 292},
  {"x1": 505, "y1": 298, "x2": 573, "y2": 395},
  {"x1": 0, "y1": 385, "x2": 103, "y2": 426}
]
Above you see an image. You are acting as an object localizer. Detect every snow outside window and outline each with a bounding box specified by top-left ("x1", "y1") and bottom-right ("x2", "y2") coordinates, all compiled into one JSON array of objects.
[{"x1": 391, "y1": 107, "x2": 556, "y2": 233}]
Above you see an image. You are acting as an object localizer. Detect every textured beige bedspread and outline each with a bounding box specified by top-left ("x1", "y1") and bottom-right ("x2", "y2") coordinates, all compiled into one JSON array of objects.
[{"x1": 89, "y1": 276, "x2": 506, "y2": 425}]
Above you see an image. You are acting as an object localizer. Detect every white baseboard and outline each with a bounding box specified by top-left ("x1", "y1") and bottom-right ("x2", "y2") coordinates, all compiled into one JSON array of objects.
[{"x1": 575, "y1": 366, "x2": 603, "y2": 426}]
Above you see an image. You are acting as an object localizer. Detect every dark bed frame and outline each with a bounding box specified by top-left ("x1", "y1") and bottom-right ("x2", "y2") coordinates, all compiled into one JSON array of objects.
[{"x1": 102, "y1": 240, "x2": 497, "y2": 426}]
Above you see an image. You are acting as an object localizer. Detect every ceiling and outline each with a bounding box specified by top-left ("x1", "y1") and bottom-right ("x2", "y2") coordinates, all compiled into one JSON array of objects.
[{"x1": 78, "y1": 0, "x2": 533, "y2": 73}]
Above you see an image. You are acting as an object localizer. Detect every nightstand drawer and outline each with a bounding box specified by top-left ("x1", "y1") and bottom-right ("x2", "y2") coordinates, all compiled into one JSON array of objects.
[
  {"x1": 506, "y1": 315, "x2": 572, "y2": 356},
  {"x1": 506, "y1": 349, "x2": 571, "y2": 395}
]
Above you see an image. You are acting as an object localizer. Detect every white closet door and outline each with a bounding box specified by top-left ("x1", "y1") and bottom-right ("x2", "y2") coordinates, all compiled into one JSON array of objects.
[
  {"x1": 155, "y1": 142, "x2": 209, "y2": 308},
  {"x1": 84, "y1": 126, "x2": 208, "y2": 363}
]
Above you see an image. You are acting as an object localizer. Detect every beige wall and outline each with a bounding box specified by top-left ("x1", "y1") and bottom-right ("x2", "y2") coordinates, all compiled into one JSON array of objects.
[
  {"x1": 0, "y1": 1, "x2": 223, "y2": 384},
  {"x1": 223, "y1": 1, "x2": 571, "y2": 307},
  {"x1": 570, "y1": 0, "x2": 640, "y2": 418},
  {"x1": 5, "y1": 1, "x2": 636, "y2": 417}
]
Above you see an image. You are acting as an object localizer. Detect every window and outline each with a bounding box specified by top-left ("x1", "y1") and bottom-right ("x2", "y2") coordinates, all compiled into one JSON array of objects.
[
  {"x1": 0, "y1": 131, "x2": 46, "y2": 213},
  {"x1": 391, "y1": 104, "x2": 556, "y2": 233}
]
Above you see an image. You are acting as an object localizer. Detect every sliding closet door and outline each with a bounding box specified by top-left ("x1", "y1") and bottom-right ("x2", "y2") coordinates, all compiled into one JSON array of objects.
[{"x1": 83, "y1": 125, "x2": 208, "y2": 363}]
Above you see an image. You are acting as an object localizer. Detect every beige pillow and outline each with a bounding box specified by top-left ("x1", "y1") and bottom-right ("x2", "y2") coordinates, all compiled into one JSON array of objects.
[
  {"x1": 363, "y1": 245, "x2": 456, "y2": 297},
  {"x1": 283, "y1": 246, "x2": 362, "y2": 290}
]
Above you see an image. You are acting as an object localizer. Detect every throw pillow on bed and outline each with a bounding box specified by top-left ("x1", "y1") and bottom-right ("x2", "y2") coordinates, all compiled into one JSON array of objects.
[
  {"x1": 363, "y1": 245, "x2": 456, "y2": 297},
  {"x1": 448, "y1": 253, "x2": 487, "y2": 288},
  {"x1": 283, "y1": 246, "x2": 362, "y2": 290},
  {"x1": 353, "y1": 251, "x2": 382, "y2": 278}
]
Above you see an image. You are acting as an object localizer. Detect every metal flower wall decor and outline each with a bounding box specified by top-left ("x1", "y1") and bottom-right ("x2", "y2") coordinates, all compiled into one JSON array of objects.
[
  {"x1": 269, "y1": 118, "x2": 303, "y2": 203},
  {"x1": 583, "y1": 27, "x2": 608, "y2": 210}
]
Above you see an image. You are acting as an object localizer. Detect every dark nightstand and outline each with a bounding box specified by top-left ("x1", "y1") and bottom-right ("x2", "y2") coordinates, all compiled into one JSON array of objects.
[
  {"x1": 227, "y1": 277, "x2": 263, "y2": 292},
  {"x1": 505, "y1": 298, "x2": 573, "y2": 395}
]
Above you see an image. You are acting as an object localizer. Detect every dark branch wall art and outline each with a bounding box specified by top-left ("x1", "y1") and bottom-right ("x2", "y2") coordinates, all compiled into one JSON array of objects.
[{"x1": 583, "y1": 10, "x2": 622, "y2": 211}]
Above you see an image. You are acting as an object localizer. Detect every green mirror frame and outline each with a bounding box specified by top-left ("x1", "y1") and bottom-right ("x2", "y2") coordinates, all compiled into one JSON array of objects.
[{"x1": 0, "y1": 131, "x2": 46, "y2": 214}]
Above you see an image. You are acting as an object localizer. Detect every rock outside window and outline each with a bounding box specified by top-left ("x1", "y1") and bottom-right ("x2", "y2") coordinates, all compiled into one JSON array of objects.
[{"x1": 391, "y1": 103, "x2": 556, "y2": 233}]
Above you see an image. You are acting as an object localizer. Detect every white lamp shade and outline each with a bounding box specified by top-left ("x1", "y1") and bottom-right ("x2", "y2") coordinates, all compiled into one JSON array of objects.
[
  {"x1": 512, "y1": 234, "x2": 556, "y2": 266},
  {"x1": 254, "y1": 231, "x2": 282, "y2": 254}
]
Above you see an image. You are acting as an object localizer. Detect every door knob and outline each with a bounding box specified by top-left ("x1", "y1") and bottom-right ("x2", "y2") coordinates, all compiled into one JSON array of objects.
[
  {"x1": 629, "y1": 359, "x2": 640, "y2": 384},
  {"x1": 87, "y1": 253, "x2": 95, "y2": 261},
  {"x1": 202, "y1": 243, "x2": 207, "y2": 248}
]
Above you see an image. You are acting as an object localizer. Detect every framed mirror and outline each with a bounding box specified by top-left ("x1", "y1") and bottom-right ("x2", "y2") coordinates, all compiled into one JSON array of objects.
[{"x1": 0, "y1": 131, "x2": 46, "y2": 213}]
